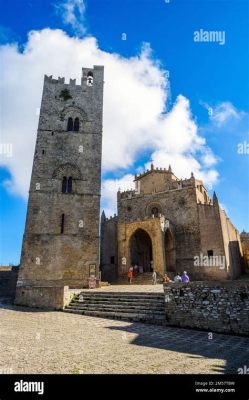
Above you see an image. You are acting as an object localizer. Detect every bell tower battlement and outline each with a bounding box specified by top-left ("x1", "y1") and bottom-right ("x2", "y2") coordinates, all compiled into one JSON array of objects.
[{"x1": 40, "y1": 65, "x2": 104, "y2": 133}]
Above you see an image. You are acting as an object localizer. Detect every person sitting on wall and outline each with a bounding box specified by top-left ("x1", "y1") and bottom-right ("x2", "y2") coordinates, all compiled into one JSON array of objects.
[
  {"x1": 163, "y1": 273, "x2": 172, "y2": 284},
  {"x1": 181, "y1": 271, "x2": 190, "y2": 283},
  {"x1": 174, "y1": 272, "x2": 182, "y2": 283},
  {"x1": 139, "y1": 265, "x2": 144, "y2": 274}
]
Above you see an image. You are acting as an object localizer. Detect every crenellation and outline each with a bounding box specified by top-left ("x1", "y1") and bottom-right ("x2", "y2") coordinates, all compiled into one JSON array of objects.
[{"x1": 44, "y1": 68, "x2": 104, "y2": 87}]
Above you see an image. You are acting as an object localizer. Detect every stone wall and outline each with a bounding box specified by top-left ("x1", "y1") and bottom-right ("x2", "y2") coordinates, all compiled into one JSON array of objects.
[
  {"x1": 17, "y1": 66, "x2": 104, "y2": 308},
  {"x1": 15, "y1": 285, "x2": 76, "y2": 310},
  {"x1": 114, "y1": 170, "x2": 242, "y2": 281},
  {"x1": 219, "y1": 207, "x2": 242, "y2": 278},
  {"x1": 164, "y1": 281, "x2": 249, "y2": 336},
  {"x1": 100, "y1": 215, "x2": 118, "y2": 282},
  {"x1": 241, "y1": 232, "x2": 249, "y2": 273},
  {"x1": 0, "y1": 267, "x2": 19, "y2": 296},
  {"x1": 118, "y1": 218, "x2": 167, "y2": 276},
  {"x1": 117, "y1": 182, "x2": 203, "y2": 277}
]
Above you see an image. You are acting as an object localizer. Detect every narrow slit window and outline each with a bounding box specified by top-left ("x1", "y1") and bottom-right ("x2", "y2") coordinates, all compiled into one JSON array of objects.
[{"x1": 60, "y1": 213, "x2": 65, "y2": 234}]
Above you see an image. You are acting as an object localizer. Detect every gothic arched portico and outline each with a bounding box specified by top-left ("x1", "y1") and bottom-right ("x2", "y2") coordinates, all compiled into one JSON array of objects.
[
  {"x1": 117, "y1": 218, "x2": 166, "y2": 277},
  {"x1": 129, "y1": 228, "x2": 153, "y2": 272}
]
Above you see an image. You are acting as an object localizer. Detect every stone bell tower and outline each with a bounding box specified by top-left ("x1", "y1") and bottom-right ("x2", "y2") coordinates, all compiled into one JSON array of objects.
[{"x1": 15, "y1": 66, "x2": 104, "y2": 308}]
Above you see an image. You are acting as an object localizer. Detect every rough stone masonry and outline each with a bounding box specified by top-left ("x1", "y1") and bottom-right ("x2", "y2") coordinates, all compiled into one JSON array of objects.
[
  {"x1": 15, "y1": 66, "x2": 104, "y2": 309},
  {"x1": 164, "y1": 281, "x2": 249, "y2": 336}
]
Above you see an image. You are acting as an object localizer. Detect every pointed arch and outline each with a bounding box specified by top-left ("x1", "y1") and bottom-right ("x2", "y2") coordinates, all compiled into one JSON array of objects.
[{"x1": 129, "y1": 228, "x2": 153, "y2": 272}]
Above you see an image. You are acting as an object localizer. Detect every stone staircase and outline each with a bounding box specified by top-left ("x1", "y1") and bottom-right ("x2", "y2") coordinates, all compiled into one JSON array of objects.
[
  {"x1": 64, "y1": 291, "x2": 166, "y2": 325},
  {"x1": 115, "y1": 272, "x2": 162, "y2": 285}
]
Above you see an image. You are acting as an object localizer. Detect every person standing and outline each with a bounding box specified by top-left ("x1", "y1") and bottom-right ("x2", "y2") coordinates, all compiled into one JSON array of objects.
[
  {"x1": 152, "y1": 270, "x2": 157, "y2": 285},
  {"x1": 181, "y1": 271, "x2": 190, "y2": 283},
  {"x1": 128, "y1": 265, "x2": 133, "y2": 284},
  {"x1": 174, "y1": 272, "x2": 182, "y2": 283}
]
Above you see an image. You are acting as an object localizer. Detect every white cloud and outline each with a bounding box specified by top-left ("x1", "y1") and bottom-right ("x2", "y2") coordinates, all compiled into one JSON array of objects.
[
  {"x1": 54, "y1": 0, "x2": 87, "y2": 35},
  {"x1": 0, "y1": 28, "x2": 219, "y2": 212},
  {"x1": 101, "y1": 174, "x2": 134, "y2": 217},
  {"x1": 210, "y1": 102, "x2": 242, "y2": 127}
]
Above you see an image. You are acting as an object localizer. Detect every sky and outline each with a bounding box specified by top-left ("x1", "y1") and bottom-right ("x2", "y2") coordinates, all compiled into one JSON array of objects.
[{"x1": 0, "y1": 0, "x2": 248, "y2": 265}]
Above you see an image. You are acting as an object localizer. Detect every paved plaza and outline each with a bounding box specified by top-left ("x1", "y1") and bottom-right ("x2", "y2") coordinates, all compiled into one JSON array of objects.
[{"x1": 0, "y1": 297, "x2": 249, "y2": 374}]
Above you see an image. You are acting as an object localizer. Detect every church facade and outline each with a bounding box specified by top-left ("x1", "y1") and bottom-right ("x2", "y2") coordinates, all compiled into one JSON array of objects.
[{"x1": 101, "y1": 164, "x2": 243, "y2": 281}]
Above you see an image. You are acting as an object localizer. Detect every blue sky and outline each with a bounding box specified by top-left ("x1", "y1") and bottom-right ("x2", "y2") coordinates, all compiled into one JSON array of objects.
[{"x1": 0, "y1": 0, "x2": 249, "y2": 265}]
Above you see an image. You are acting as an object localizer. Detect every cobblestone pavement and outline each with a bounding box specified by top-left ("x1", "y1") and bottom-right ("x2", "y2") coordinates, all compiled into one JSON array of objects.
[{"x1": 1, "y1": 301, "x2": 249, "y2": 374}]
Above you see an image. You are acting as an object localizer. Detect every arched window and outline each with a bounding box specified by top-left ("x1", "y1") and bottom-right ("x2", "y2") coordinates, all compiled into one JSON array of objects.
[
  {"x1": 62, "y1": 176, "x2": 67, "y2": 193},
  {"x1": 60, "y1": 213, "x2": 65, "y2": 234},
  {"x1": 62, "y1": 177, "x2": 73, "y2": 193},
  {"x1": 151, "y1": 207, "x2": 159, "y2": 217},
  {"x1": 87, "y1": 71, "x2": 93, "y2": 86},
  {"x1": 74, "y1": 118, "x2": 79, "y2": 132},
  {"x1": 67, "y1": 177, "x2": 72, "y2": 193},
  {"x1": 67, "y1": 117, "x2": 73, "y2": 131}
]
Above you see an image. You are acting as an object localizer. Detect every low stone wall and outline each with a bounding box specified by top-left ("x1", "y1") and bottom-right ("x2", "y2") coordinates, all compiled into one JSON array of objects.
[
  {"x1": 163, "y1": 281, "x2": 249, "y2": 336},
  {"x1": 15, "y1": 285, "x2": 77, "y2": 310},
  {"x1": 0, "y1": 267, "x2": 19, "y2": 296}
]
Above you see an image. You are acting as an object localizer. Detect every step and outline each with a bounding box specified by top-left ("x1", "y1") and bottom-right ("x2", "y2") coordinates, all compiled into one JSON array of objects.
[
  {"x1": 70, "y1": 301, "x2": 165, "y2": 310},
  {"x1": 71, "y1": 299, "x2": 164, "y2": 307},
  {"x1": 72, "y1": 296, "x2": 164, "y2": 306},
  {"x1": 64, "y1": 308, "x2": 166, "y2": 323},
  {"x1": 66, "y1": 304, "x2": 165, "y2": 314},
  {"x1": 66, "y1": 308, "x2": 165, "y2": 318},
  {"x1": 77, "y1": 292, "x2": 164, "y2": 299}
]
